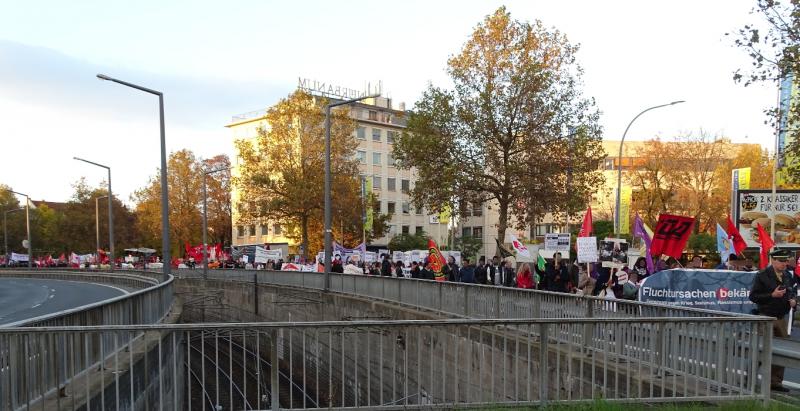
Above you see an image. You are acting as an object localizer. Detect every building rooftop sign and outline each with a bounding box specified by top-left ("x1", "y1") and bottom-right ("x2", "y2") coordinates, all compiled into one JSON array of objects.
[{"x1": 297, "y1": 77, "x2": 381, "y2": 100}]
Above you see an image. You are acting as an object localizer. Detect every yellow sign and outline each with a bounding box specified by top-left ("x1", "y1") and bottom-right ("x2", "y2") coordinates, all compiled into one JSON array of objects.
[
  {"x1": 365, "y1": 178, "x2": 373, "y2": 231},
  {"x1": 736, "y1": 167, "x2": 751, "y2": 190},
  {"x1": 438, "y1": 205, "x2": 451, "y2": 224},
  {"x1": 619, "y1": 186, "x2": 632, "y2": 234}
]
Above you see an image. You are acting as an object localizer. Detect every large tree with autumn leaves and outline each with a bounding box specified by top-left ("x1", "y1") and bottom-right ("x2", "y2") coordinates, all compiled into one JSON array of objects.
[
  {"x1": 393, "y1": 7, "x2": 605, "y2": 243},
  {"x1": 233, "y1": 91, "x2": 386, "y2": 259}
]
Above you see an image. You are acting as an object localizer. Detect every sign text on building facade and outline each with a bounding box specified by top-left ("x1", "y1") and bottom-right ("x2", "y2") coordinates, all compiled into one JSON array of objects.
[{"x1": 297, "y1": 77, "x2": 381, "y2": 100}]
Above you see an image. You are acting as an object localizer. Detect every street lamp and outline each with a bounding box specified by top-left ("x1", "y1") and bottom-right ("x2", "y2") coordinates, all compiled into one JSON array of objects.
[
  {"x1": 2, "y1": 190, "x2": 32, "y2": 268},
  {"x1": 3, "y1": 207, "x2": 24, "y2": 264},
  {"x1": 615, "y1": 101, "x2": 685, "y2": 236},
  {"x1": 97, "y1": 73, "x2": 170, "y2": 281},
  {"x1": 75, "y1": 157, "x2": 114, "y2": 271},
  {"x1": 95, "y1": 195, "x2": 109, "y2": 263},
  {"x1": 202, "y1": 166, "x2": 231, "y2": 279},
  {"x1": 324, "y1": 93, "x2": 380, "y2": 291}
]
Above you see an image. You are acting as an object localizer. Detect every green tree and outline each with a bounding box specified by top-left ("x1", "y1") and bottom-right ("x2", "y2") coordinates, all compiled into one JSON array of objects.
[
  {"x1": 234, "y1": 91, "x2": 360, "y2": 259},
  {"x1": 731, "y1": 0, "x2": 800, "y2": 183},
  {"x1": 393, "y1": 7, "x2": 605, "y2": 244},
  {"x1": 688, "y1": 233, "x2": 717, "y2": 254},
  {"x1": 388, "y1": 232, "x2": 429, "y2": 251},
  {"x1": 132, "y1": 149, "x2": 204, "y2": 256},
  {"x1": 203, "y1": 155, "x2": 233, "y2": 247},
  {"x1": 0, "y1": 185, "x2": 23, "y2": 256},
  {"x1": 453, "y1": 236, "x2": 483, "y2": 261}
]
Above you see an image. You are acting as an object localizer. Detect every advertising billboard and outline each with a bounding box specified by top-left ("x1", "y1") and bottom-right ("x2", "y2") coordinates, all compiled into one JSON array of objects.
[{"x1": 736, "y1": 190, "x2": 800, "y2": 248}]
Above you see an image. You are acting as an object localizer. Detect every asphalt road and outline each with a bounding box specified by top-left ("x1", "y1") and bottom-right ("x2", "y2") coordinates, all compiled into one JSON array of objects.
[{"x1": 0, "y1": 278, "x2": 126, "y2": 326}]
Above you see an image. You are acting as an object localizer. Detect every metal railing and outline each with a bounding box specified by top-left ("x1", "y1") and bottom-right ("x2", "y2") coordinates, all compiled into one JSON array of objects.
[
  {"x1": 0, "y1": 269, "x2": 174, "y2": 328},
  {"x1": 177, "y1": 269, "x2": 752, "y2": 321},
  {"x1": 0, "y1": 316, "x2": 773, "y2": 410}
]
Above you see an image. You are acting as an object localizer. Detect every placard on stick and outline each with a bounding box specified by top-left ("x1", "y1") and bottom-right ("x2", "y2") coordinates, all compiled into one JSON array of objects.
[{"x1": 576, "y1": 237, "x2": 598, "y2": 263}]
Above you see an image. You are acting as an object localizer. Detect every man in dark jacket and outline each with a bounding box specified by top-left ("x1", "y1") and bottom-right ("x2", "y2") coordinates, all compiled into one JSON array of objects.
[
  {"x1": 380, "y1": 254, "x2": 392, "y2": 277},
  {"x1": 459, "y1": 258, "x2": 475, "y2": 283},
  {"x1": 749, "y1": 248, "x2": 797, "y2": 392},
  {"x1": 546, "y1": 252, "x2": 569, "y2": 293},
  {"x1": 474, "y1": 257, "x2": 487, "y2": 284}
]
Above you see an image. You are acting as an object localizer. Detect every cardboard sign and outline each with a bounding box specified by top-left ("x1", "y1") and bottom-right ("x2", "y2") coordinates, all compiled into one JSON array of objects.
[{"x1": 576, "y1": 237, "x2": 598, "y2": 263}]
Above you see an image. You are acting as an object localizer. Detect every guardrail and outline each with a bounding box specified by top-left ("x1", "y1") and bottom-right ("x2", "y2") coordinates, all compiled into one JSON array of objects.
[
  {"x1": 177, "y1": 269, "x2": 753, "y2": 320},
  {"x1": 0, "y1": 269, "x2": 174, "y2": 328},
  {"x1": 0, "y1": 316, "x2": 772, "y2": 410}
]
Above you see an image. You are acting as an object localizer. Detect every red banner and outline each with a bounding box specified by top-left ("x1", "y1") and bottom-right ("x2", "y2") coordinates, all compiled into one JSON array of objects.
[
  {"x1": 427, "y1": 239, "x2": 447, "y2": 282},
  {"x1": 650, "y1": 214, "x2": 696, "y2": 259}
]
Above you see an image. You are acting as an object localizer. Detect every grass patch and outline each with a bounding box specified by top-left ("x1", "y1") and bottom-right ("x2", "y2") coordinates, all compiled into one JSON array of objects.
[{"x1": 470, "y1": 399, "x2": 797, "y2": 410}]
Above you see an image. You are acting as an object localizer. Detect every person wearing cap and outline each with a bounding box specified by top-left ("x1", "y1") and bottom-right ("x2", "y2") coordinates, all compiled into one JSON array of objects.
[{"x1": 749, "y1": 248, "x2": 797, "y2": 392}]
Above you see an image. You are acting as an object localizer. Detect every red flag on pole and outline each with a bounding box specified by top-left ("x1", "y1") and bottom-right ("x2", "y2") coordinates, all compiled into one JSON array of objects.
[
  {"x1": 726, "y1": 216, "x2": 747, "y2": 255},
  {"x1": 756, "y1": 223, "x2": 774, "y2": 269},
  {"x1": 427, "y1": 239, "x2": 447, "y2": 282},
  {"x1": 578, "y1": 206, "x2": 593, "y2": 238},
  {"x1": 650, "y1": 214, "x2": 695, "y2": 259}
]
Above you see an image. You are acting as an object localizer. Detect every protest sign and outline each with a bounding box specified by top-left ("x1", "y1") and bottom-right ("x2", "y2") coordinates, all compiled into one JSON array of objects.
[
  {"x1": 639, "y1": 269, "x2": 756, "y2": 314},
  {"x1": 545, "y1": 233, "x2": 571, "y2": 252},
  {"x1": 576, "y1": 237, "x2": 598, "y2": 263}
]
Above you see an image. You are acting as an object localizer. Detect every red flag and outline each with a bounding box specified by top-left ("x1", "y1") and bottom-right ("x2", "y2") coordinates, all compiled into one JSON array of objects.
[
  {"x1": 578, "y1": 206, "x2": 593, "y2": 238},
  {"x1": 58, "y1": 253, "x2": 65, "y2": 262},
  {"x1": 650, "y1": 214, "x2": 695, "y2": 259},
  {"x1": 427, "y1": 239, "x2": 447, "y2": 282},
  {"x1": 756, "y1": 223, "x2": 774, "y2": 269},
  {"x1": 726, "y1": 216, "x2": 747, "y2": 255}
]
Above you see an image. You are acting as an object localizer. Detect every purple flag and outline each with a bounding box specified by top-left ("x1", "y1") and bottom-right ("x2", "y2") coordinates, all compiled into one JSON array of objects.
[{"x1": 633, "y1": 214, "x2": 654, "y2": 274}]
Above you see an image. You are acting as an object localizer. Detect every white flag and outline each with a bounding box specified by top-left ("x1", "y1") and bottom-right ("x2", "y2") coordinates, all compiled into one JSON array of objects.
[
  {"x1": 27, "y1": 199, "x2": 37, "y2": 210},
  {"x1": 509, "y1": 234, "x2": 531, "y2": 258}
]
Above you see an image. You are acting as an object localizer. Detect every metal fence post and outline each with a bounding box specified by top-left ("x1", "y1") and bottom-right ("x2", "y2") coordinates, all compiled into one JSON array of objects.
[
  {"x1": 583, "y1": 299, "x2": 594, "y2": 353},
  {"x1": 539, "y1": 323, "x2": 549, "y2": 405},
  {"x1": 760, "y1": 320, "x2": 773, "y2": 405},
  {"x1": 438, "y1": 282, "x2": 443, "y2": 312},
  {"x1": 464, "y1": 286, "x2": 470, "y2": 317},
  {"x1": 271, "y1": 329, "x2": 280, "y2": 410},
  {"x1": 495, "y1": 288, "x2": 501, "y2": 319}
]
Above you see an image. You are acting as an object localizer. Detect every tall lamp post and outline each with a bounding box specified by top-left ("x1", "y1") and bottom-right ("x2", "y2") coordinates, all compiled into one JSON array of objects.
[
  {"x1": 75, "y1": 157, "x2": 114, "y2": 271},
  {"x1": 615, "y1": 101, "x2": 685, "y2": 236},
  {"x1": 202, "y1": 166, "x2": 231, "y2": 279},
  {"x1": 324, "y1": 93, "x2": 380, "y2": 291},
  {"x1": 97, "y1": 74, "x2": 170, "y2": 281},
  {"x1": 3, "y1": 190, "x2": 32, "y2": 268},
  {"x1": 3, "y1": 207, "x2": 24, "y2": 263},
  {"x1": 95, "y1": 195, "x2": 109, "y2": 263}
]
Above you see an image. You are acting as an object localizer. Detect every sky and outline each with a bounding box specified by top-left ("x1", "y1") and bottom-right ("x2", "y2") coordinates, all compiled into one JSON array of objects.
[{"x1": 0, "y1": 0, "x2": 779, "y2": 204}]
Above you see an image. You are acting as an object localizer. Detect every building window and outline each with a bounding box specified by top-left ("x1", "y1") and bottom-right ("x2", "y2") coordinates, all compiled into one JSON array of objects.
[
  {"x1": 535, "y1": 224, "x2": 552, "y2": 236},
  {"x1": 261, "y1": 225, "x2": 268, "y2": 236},
  {"x1": 401, "y1": 179, "x2": 410, "y2": 192},
  {"x1": 473, "y1": 226, "x2": 483, "y2": 239},
  {"x1": 372, "y1": 152, "x2": 382, "y2": 165},
  {"x1": 372, "y1": 176, "x2": 382, "y2": 190},
  {"x1": 402, "y1": 202, "x2": 410, "y2": 214},
  {"x1": 249, "y1": 225, "x2": 256, "y2": 236},
  {"x1": 472, "y1": 203, "x2": 482, "y2": 217},
  {"x1": 387, "y1": 201, "x2": 396, "y2": 214},
  {"x1": 373, "y1": 201, "x2": 381, "y2": 214},
  {"x1": 237, "y1": 225, "x2": 244, "y2": 237},
  {"x1": 368, "y1": 110, "x2": 378, "y2": 121},
  {"x1": 357, "y1": 126, "x2": 366, "y2": 140},
  {"x1": 274, "y1": 224, "x2": 282, "y2": 235},
  {"x1": 389, "y1": 225, "x2": 398, "y2": 235},
  {"x1": 387, "y1": 177, "x2": 396, "y2": 191},
  {"x1": 462, "y1": 227, "x2": 472, "y2": 238},
  {"x1": 402, "y1": 225, "x2": 410, "y2": 235},
  {"x1": 387, "y1": 130, "x2": 396, "y2": 143},
  {"x1": 357, "y1": 150, "x2": 366, "y2": 164},
  {"x1": 372, "y1": 128, "x2": 381, "y2": 142},
  {"x1": 387, "y1": 152, "x2": 395, "y2": 166},
  {"x1": 415, "y1": 226, "x2": 423, "y2": 235},
  {"x1": 415, "y1": 206, "x2": 423, "y2": 216}
]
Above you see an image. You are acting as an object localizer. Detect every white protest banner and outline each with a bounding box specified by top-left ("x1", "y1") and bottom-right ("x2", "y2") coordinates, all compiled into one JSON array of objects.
[
  {"x1": 545, "y1": 233, "x2": 571, "y2": 251},
  {"x1": 576, "y1": 236, "x2": 598, "y2": 263},
  {"x1": 364, "y1": 252, "x2": 377, "y2": 263},
  {"x1": 254, "y1": 246, "x2": 269, "y2": 264},
  {"x1": 392, "y1": 251, "x2": 404, "y2": 262},
  {"x1": 10, "y1": 252, "x2": 28, "y2": 262}
]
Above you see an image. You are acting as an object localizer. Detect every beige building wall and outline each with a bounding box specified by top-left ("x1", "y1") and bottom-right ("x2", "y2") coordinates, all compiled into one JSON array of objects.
[{"x1": 226, "y1": 95, "x2": 448, "y2": 252}]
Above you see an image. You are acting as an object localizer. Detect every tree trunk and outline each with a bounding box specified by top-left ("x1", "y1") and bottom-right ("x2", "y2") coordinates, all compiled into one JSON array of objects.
[
  {"x1": 497, "y1": 199, "x2": 509, "y2": 252},
  {"x1": 301, "y1": 214, "x2": 309, "y2": 261}
]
